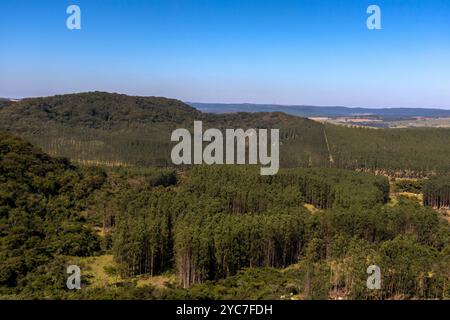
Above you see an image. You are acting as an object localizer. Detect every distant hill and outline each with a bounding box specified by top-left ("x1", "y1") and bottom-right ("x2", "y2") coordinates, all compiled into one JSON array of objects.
[
  {"x1": 1, "y1": 92, "x2": 450, "y2": 176},
  {"x1": 2, "y1": 92, "x2": 201, "y2": 128},
  {"x1": 0, "y1": 92, "x2": 329, "y2": 168},
  {"x1": 189, "y1": 103, "x2": 450, "y2": 121}
]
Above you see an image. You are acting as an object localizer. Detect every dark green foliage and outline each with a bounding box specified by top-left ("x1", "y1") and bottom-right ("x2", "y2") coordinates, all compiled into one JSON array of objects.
[
  {"x1": 378, "y1": 237, "x2": 446, "y2": 299},
  {"x1": 394, "y1": 179, "x2": 424, "y2": 193},
  {"x1": 174, "y1": 212, "x2": 306, "y2": 288},
  {"x1": 325, "y1": 124, "x2": 450, "y2": 176},
  {"x1": 0, "y1": 133, "x2": 104, "y2": 290},
  {"x1": 423, "y1": 176, "x2": 450, "y2": 209},
  {"x1": 182, "y1": 267, "x2": 308, "y2": 300},
  {"x1": 0, "y1": 92, "x2": 200, "y2": 167},
  {"x1": 113, "y1": 187, "x2": 175, "y2": 277},
  {"x1": 272, "y1": 168, "x2": 389, "y2": 209},
  {"x1": 110, "y1": 165, "x2": 449, "y2": 299},
  {"x1": 112, "y1": 165, "x2": 388, "y2": 288},
  {"x1": 110, "y1": 167, "x2": 178, "y2": 188},
  {"x1": 1, "y1": 92, "x2": 200, "y2": 129}
]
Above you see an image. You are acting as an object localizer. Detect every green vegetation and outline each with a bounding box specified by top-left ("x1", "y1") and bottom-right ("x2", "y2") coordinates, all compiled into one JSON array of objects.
[
  {"x1": 2, "y1": 92, "x2": 450, "y2": 175},
  {"x1": 325, "y1": 124, "x2": 450, "y2": 176},
  {"x1": 394, "y1": 179, "x2": 424, "y2": 194},
  {"x1": 0, "y1": 132, "x2": 105, "y2": 294},
  {"x1": 1, "y1": 93, "x2": 450, "y2": 300},
  {"x1": 423, "y1": 176, "x2": 450, "y2": 209}
]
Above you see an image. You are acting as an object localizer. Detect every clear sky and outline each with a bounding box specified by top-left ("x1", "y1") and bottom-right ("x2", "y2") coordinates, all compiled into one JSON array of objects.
[{"x1": 1, "y1": 0, "x2": 449, "y2": 108}]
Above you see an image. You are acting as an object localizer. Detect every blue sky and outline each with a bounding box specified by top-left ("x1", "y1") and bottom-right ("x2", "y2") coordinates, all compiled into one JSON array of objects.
[{"x1": 1, "y1": 0, "x2": 449, "y2": 108}]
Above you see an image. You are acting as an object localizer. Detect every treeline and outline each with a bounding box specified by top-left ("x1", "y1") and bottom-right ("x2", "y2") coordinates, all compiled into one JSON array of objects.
[
  {"x1": 423, "y1": 176, "x2": 450, "y2": 209},
  {"x1": 183, "y1": 166, "x2": 388, "y2": 210},
  {"x1": 112, "y1": 188, "x2": 175, "y2": 277},
  {"x1": 272, "y1": 168, "x2": 389, "y2": 209},
  {"x1": 175, "y1": 212, "x2": 306, "y2": 288},
  {"x1": 325, "y1": 124, "x2": 450, "y2": 176}
]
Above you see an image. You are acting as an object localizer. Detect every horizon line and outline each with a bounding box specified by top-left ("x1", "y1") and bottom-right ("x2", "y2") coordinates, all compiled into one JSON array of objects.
[{"x1": 3, "y1": 91, "x2": 450, "y2": 111}]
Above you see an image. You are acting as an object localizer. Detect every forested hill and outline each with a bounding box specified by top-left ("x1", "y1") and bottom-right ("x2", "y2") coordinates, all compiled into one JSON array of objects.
[
  {"x1": 1, "y1": 92, "x2": 450, "y2": 175},
  {"x1": 0, "y1": 92, "x2": 201, "y2": 128},
  {"x1": 0, "y1": 92, "x2": 330, "y2": 168}
]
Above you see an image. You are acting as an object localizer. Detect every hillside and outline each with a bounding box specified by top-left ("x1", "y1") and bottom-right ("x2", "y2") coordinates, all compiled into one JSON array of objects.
[
  {"x1": 0, "y1": 132, "x2": 105, "y2": 290},
  {"x1": 0, "y1": 92, "x2": 330, "y2": 168},
  {"x1": 1, "y1": 92, "x2": 450, "y2": 175}
]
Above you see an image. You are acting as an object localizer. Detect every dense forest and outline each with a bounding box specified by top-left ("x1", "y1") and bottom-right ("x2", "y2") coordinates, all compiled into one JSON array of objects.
[
  {"x1": 112, "y1": 166, "x2": 389, "y2": 288},
  {"x1": 1, "y1": 92, "x2": 450, "y2": 175},
  {"x1": 325, "y1": 124, "x2": 450, "y2": 176},
  {"x1": 0, "y1": 133, "x2": 105, "y2": 290},
  {"x1": 0, "y1": 132, "x2": 449, "y2": 300},
  {"x1": 423, "y1": 177, "x2": 450, "y2": 209}
]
